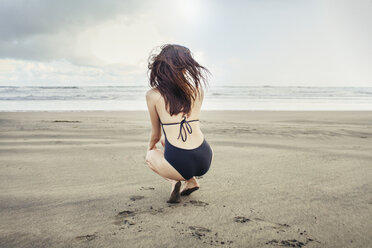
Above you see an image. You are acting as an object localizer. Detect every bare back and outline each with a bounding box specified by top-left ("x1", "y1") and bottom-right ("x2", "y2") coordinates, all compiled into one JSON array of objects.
[{"x1": 154, "y1": 87, "x2": 205, "y2": 149}]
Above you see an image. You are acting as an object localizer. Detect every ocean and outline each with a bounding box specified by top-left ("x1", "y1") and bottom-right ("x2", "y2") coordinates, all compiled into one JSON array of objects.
[{"x1": 1, "y1": 85, "x2": 372, "y2": 111}]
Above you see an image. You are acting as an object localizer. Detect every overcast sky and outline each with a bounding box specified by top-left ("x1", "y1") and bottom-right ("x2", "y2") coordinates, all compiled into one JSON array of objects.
[{"x1": 0, "y1": 0, "x2": 371, "y2": 87}]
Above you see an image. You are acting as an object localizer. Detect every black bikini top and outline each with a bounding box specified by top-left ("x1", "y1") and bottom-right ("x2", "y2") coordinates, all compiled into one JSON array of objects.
[{"x1": 160, "y1": 116, "x2": 199, "y2": 142}]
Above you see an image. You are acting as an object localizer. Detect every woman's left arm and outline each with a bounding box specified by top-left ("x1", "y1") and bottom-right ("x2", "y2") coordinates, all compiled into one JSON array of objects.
[{"x1": 146, "y1": 90, "x2": 161, "y2": 150}]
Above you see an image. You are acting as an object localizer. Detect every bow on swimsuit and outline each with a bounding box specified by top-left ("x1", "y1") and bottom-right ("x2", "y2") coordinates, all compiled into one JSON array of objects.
[{"x1": 160, "y1": 116, "x2": 213, "y2": 180}]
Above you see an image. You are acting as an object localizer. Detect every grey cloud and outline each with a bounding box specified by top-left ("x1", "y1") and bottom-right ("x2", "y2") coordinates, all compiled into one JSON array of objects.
[
  {"x1": 0, "y1": 0, "x2": 147, "y2": 63},
  {"x1": 0, "y1": 0, "x2": 140, "y2": 40}
]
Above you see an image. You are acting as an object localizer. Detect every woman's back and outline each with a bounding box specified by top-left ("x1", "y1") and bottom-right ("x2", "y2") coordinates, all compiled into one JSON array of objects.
[{"x1": 154, "y1": 86, "x2": 205, "y2": 150}]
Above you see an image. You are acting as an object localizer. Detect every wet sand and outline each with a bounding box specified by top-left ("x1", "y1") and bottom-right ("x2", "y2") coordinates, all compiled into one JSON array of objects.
[{"x1": 0, "y1": 111, "x2": 371, "y2": 247}]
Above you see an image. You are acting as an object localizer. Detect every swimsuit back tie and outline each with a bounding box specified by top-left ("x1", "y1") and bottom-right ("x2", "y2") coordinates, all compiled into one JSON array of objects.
[{"x1": 160, "y1": 116, "x2": 199, "y2": 142}]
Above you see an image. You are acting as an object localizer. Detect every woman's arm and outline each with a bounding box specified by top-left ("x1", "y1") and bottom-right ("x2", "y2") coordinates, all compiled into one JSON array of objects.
[{"x1": 145, "y1": 89, "x2": 162, "y2": 150}]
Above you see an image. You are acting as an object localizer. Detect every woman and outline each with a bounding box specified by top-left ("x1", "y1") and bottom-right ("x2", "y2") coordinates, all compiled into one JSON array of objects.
[{"x1": 145, "y1": 44, "x2": 213, "y2": 204}]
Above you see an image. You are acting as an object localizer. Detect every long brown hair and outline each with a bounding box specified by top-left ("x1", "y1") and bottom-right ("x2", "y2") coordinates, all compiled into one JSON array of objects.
[{"x1": 148, "y1": 44, "x2": 210, "y2": 116}]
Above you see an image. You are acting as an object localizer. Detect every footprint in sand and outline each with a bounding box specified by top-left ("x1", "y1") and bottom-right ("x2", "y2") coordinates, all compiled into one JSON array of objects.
[
  {"x1": 189, "y1": 226, "x2": 211, "y2": 239},
  {"x1": 234, "y1": 216, "x2": 290, "y2": 229},
  {"x1": 117, "y1": 210, "x2": 136, "y2": 217},
  {"x1": 130, "y1": 195, "x2": 145, "y2": 201},
  {"x1": 53, "y1": 120, "x2": 81, "y2": 123},
  {"x1": 188, "y1": 226, "x2": 233, "y2": 245},
  {"x1": 184, "y1": 200, "x2": 209, "y2": 206},
  {"x1": 140, "y1": 186, "x2": 155, "y2": 190},
  {"x1": 234, "y1": 216, "x2": 251, "y2": 223},
  {"x1": 148, "y1": 206, "x2": 164, "y2": 215},
  {"x1": 272, "y1": 223, "x2": 290, "y2": 231},
  {"x1": 114, "y1": 206, "x2": 166, "y2": 226},
  {"x1": 114, "y1": 210, "x2": 137, "y2": 226},
  {"x1": 266, "y1": 238, "x2": 316, "y2": 247},
  {"x1": 75, "y1": 232, "x2": 98, "y2": 241}
]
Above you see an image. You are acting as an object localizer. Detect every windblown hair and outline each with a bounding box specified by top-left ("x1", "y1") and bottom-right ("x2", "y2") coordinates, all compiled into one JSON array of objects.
[{"x1": 148, "y1": 44, "x2": 210, "y2": 116}]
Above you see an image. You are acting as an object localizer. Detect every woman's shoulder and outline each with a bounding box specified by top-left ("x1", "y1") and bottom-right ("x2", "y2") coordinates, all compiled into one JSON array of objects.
[{"x1": 145, "y1": 88, "x2": 162, "y2": 103}]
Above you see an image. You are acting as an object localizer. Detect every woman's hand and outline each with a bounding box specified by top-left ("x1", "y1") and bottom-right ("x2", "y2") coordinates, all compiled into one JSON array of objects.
[
  {"x1": 147, "y1": 144, "x2": 156, "y2": 151},
  {"x1": 147, "y1": 135, "x2": 160, "y2": 151}
]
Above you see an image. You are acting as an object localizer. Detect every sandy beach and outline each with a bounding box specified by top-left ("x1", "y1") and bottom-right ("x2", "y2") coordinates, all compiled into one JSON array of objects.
[{"x1": 0, "y1": 111, "x2": 371, "y2": 248}]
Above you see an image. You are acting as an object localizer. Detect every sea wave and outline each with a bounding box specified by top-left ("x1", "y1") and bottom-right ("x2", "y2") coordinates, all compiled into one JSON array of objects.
[{"x1": 0, "y1": 85, "x2": 372, "y2": 110}]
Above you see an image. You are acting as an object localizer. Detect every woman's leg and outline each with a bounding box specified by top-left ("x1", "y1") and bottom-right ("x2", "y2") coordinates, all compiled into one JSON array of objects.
[
  {"x1": 145, "y1": 148, "x2": 185, "y2": 182},
  {"x1": 146, "y1": 148, "x2": 184, "y2": 203}
]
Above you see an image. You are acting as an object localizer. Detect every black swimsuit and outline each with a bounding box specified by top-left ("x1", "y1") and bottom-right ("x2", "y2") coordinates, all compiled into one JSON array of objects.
[{"x1": 160, "y1": 116, "x2": 213, "y2": 180}]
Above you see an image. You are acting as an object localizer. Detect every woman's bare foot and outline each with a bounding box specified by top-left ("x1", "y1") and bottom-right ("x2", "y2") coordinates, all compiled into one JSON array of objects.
[
  {"x1": 181, "y1": 177, "x2": 200, "y2": 196},
  {"x1": 167, "y1": 181, "x2": 181, "y2": 203}
]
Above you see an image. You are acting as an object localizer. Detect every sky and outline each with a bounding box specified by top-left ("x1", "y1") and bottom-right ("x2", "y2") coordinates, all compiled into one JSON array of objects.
[{"x1": 0, "y1": 0, "x2": 371, "y2": 87}]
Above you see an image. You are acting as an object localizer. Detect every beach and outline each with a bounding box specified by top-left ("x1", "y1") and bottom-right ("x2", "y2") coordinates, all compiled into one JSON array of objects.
[{"x1": 0, "y1": 110, "x2": 371, "y2": 247}]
